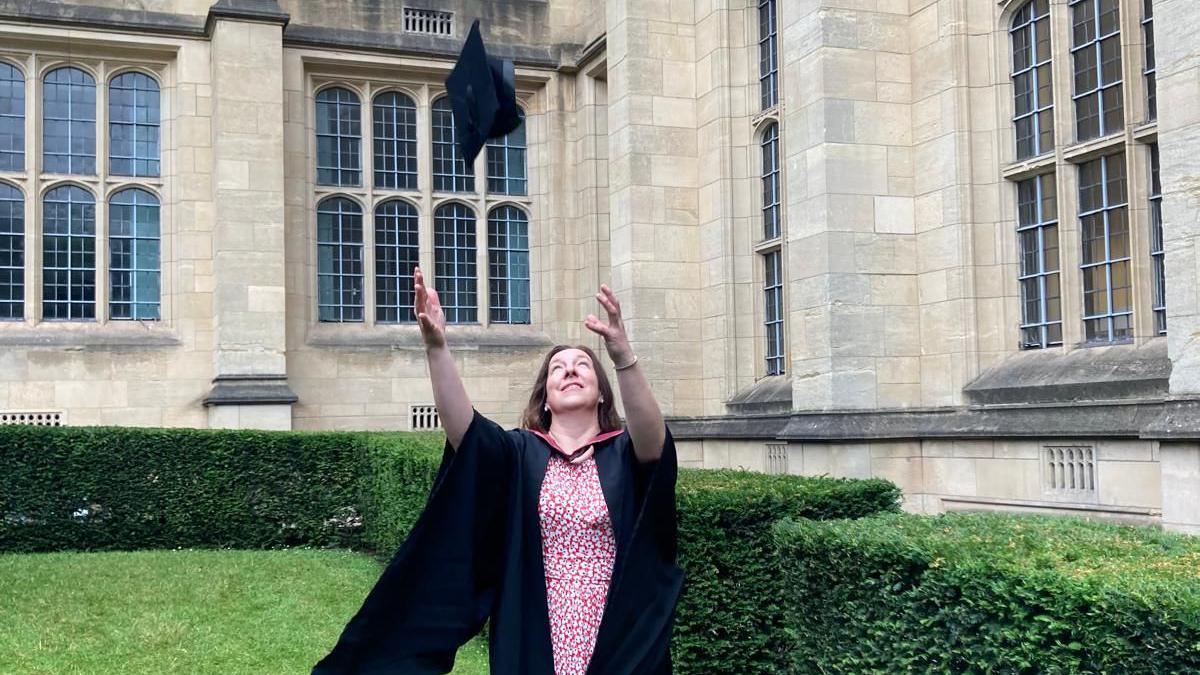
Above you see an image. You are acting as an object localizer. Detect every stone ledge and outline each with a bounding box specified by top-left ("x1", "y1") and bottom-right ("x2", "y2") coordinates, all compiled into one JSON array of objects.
[
  {"x1": 284, "y1": 24, "x2": 565, "y2": 69},
  {"x1": 0, "y1": 324, "x2": 182, "y2": 348},
  {"x1": 203, "y1": 374, "x2": 298, "y2": 406},
  {"x1": 205, "y1": 0, "x2": 289, "y2": 35},
  {"x1": 941, "y1": 495, "x2": 1160, "y2": 527},
  {"x1": 0, "y1": 0, "x2": 205, "y2": 36},
  {"x1": 963, "y1": 339, "x2": 1170, "y2": 405},
  {"x1": 305, "y1": 323, "x2": 556, "y2": 351},
  {"x1": 667, "y1": 398, "x2": 1200, "y2": 441},
  {"x1": 726, "y1": 376, "x2": 793, "y2": 415}
]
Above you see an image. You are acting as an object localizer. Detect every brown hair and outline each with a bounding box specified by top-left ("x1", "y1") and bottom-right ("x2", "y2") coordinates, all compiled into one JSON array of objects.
[{"x1": 520, "y1": 345, "x2": 622, "y2": 433}]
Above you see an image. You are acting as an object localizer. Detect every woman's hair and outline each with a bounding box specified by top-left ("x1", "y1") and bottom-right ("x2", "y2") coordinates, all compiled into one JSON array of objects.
[{"x1": 520, "y1": 344, "x2": 622, "y2": 433}]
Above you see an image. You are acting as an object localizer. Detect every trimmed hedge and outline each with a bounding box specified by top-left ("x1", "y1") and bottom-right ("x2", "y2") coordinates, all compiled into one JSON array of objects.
[
  {"x1": 0, "y1": 424, "x2": 371, "y2": 552},
  {"x1": 774, "y1": 512, "x2": 1200, "y2": 674},
  {"x1": 673, "y1": 470, "x2": 902, "y2": 674},
  {"x1": 1, "y1": 423, "x2": 904, "y2": 674}
]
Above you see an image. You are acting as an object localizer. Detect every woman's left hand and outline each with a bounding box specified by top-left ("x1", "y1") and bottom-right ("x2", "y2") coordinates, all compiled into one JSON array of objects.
[{"x1": 585, "y1": 284, "x2": 634, "y2": 364}]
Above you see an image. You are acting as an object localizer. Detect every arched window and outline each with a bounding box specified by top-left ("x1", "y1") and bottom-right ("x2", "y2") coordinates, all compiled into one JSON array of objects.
[
  {"x1": 1011, "y1": 0, "x2": 1054, "y2": 158},
  {"x1": 758, "y1": 0, "x2": 778, "y2": 110},
  {"x1": 317, "y1": 196, "x2": 364, "y2": 322},
  {"x1": 433, "y1": 202, "x2": 476, "y2": 322},
  {"x1": 42, "y1": 185, "x2": 95, "y2": 319},
  {"x1": 487, "y1": 205, "x2": 530, "y2": 324},
  {"x1": 0, "y1": 63, "x2": 24, "y2": 172},
  {"x1": 760, "y1": 122, "x2": 780, "y2": 240},
  {"x1": 43, "y1": 67, "x2": 96, "y2": 175},
  {"x1": 374, "y1": 199, "x2": 419, "y2": 323},
  {"x1": 109, "y1": 72, "x2": 160, "y2": 177},
  {"x1": 0, "y1": 182, "x2": 23, "y2": 319},
  {"x1": 315, "y1": 87, "x2": 361, "y2": 186},
  {"x1": 486, "y1": 121, "x2": 526, "y2": 195},
  {"x1": 109, "y1": 188, "x2": 160, "y2": 320},
  {"x1": 1070, "y1": 0, "x2": 1122, "y2": 141},
  {"x1": 373, "y1": 91, "x2": 418, "y2": 190},
  {"x1": 431, "y1": 97, "x2": 473, "y2": 192}
]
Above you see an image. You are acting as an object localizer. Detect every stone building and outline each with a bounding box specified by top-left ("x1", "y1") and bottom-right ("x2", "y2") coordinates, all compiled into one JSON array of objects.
[{"x1": 1, "y1": 0, "x2": 1199, "y2": 530}]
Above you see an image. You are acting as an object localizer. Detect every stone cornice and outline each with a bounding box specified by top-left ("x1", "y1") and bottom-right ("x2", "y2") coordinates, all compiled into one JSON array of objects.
[{"x1": 667, "y1": 398, "x2": 1200, "y2": 442}]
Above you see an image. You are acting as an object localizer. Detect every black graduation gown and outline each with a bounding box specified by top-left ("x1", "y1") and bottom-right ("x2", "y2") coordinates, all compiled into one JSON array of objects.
[{"x1": 312, "y1": 409, "x2": 685, "y2": 674}]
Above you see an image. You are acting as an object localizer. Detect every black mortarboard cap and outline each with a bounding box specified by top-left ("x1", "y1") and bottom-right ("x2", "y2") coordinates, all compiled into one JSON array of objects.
[{"x1": 445, "y1": 19, "x2": 525, "y2": 166}]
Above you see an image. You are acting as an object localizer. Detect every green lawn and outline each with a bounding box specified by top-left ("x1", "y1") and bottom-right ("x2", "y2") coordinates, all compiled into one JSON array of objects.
[{"x1": 0, "y1": 549, "x2": 489, "y2": 675}]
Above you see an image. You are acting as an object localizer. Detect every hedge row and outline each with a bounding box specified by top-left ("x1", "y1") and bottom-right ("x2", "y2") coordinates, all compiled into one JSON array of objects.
[
  {"x1": 0, "y1": 423, "x2": 902, "y2": 674},
  {"x1": 773, "y1": 512, "x2": 1200, "y2": 674},
  {"x1": 0, "y1": 424, "x2": 370, "y2": 552}
]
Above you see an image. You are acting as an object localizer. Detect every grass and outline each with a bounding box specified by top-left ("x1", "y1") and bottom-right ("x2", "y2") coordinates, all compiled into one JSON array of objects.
[{"x1": 0, "y1": 548, "x2": 489, "y2": 675}]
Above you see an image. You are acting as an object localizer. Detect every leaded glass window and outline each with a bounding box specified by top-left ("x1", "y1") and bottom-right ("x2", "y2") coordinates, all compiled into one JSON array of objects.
[
  {"x1": 316, "y1": 87, "x2": 362, "y2": 186},
  {"x1": 761, "y1": 122, "x2": 780, "y2": 240},
  {"x1": 1011, "y1": 0, "x2": 1055, "y2": 159},
  {"x1": 373, "y1": 91, "x2": 417, "y2": 190},
  {"x1": 1070, "y1": 0, "x2": 1123, "y2": 141},
  {"x1": 108, "y1": 187, "x2": 160, "y2": 320},
  {"x1": 1017, "y1": 173, "x2": 1063, "y2": 348},
  {"x1": 486, "y1": 123, "x2": 527, "y2": 195},
  {"x1": 758, "y1": 0, "x2": 778, "y2": 110},
  {"x1": 374, "y1": 199, "x2": 419, "y2": 323},
  {"x1": 432, "y1": 97, "x2": 473, "y2": 192},
  {"x1": 109, "y1": 72, "x2": 160, "y2": 177},
  {"x1": 1150, "y1": 144, "x2": 1165, "y2": 334},
  {"x1": 0, "y1": 182, "x2": 23, "y2": 319},
  {"x1": 43, "y1": 67, "x2": 96, "y2": 175},
  {"x1": 434, "y1": 202, "x2": 476, "y2": 322},
  {"x1": 1079, "y1": 153, "x2": 1131, "y2": 342},
  {"x1": 42, "y1": 185, "x2": 95, "y2": 320},
  {"x1": 317, "y1": 196, "x2": 364, "y2": 322},
  {"x1": 0, "y1": 62, "x2": 23, "y2": 172},
  {"x1": 488, "y1": 205, "x2": 530, "y2": 324},
  {"x1": 764, "y1": 250, "x2": 784, "y2": 375}
]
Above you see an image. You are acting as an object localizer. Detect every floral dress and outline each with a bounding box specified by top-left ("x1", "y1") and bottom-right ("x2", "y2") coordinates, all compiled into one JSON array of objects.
[{"x1": 538, "y1": 450, "x2": 618, "y2": 675}]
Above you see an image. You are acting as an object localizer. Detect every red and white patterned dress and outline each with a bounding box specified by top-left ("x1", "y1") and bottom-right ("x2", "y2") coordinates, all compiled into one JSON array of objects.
[{"x1": 538, "y1": 451, "x2": 618, "y2": 675}]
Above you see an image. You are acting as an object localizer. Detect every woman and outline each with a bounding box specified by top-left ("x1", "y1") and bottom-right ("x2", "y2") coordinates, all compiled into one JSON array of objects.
[{"x1": 313, "y1": 267, "x2": 684, "y2": 675}]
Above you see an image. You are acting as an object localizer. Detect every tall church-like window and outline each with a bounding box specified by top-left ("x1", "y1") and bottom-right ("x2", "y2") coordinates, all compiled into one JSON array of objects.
[
  {"x1": 374, "y1": 199, "x2": 420, "y2": 323},
  {"x1": 316, "y1": 87, "x2": 362, "y2": 186},
  {"x1": 42, "y1": 185, "x2": 96, "y2": 320},
  {"x1": 373, "y1": 91, "x2": 417, "y2": 190},
  {"x1": 758, "y1": 0, "x2": 778, "y2": 110},
  {"x1": 108, "y1": 72, "x2": 160, "y2": 177},
  {"x1": 1011, "y1": 0, "x2": 1054, "y2": 159},
  {"x1": 432, "y1": 97, "x2": 473, "y2": 192},
  {"x1": 1017, "y1": 173, "x2": 1063, "y2": 348},
  {"x1": 1070, "y1": 0, "x2": 1123, "y2": 141},
  {"x1": 434, "y1": 202, "x2": 477, "y2": 323},
  {"x1": 487, "y1": 205, "x2": 530, "y2": 324},
  {"x1": 43, "y1": 67, "x2": 96, "y2": 175},
  {"x1": 317, "y1": 196, "x2": 364, "y2": 322}
]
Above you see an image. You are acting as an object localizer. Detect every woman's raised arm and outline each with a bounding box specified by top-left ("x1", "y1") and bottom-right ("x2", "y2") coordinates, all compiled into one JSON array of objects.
[
  {"x1": 585, "y1": 284, "x2": 666, "y2": 463},
  {"x1": 414, "y1": 266, "x2": 474, "y2": 450}
]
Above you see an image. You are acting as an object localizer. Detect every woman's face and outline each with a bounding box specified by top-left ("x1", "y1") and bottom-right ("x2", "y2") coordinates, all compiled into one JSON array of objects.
[{"x1": 544, "y1": 348, "x2": 601, "y2": 416}]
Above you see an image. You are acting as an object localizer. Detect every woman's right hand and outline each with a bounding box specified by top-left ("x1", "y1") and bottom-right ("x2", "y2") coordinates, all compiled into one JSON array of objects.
[{"x1": 414, "y1": 266, "x2": 447, "y2": 349}]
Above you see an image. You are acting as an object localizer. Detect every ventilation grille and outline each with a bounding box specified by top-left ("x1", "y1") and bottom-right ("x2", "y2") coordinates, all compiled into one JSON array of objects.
[
  {"x1": 765, "y1": 443, "x2": 788, "y2": 475},
  {"x1": 1043, "y1": 445, "x2": 1096, "y2": 497},
  {"x1": 410, "y1": 405, "x2": 440, "y2": 431},
  {"x1": 1, "y1": 411, "x2": 64, "y2": 426},
  {"x1": 404, "y1": 8, "x2": 453, "y2": 36}
]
